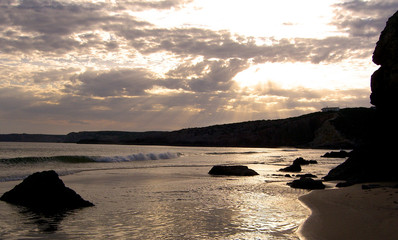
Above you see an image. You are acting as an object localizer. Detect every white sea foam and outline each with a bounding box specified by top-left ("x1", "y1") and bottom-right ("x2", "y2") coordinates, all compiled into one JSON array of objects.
[{"x1": 93, "y1": 152, "x2": 182, "y2": 162}]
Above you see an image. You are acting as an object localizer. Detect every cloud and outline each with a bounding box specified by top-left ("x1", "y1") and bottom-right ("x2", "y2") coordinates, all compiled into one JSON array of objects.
[
  {"x1": 118, "y1": 26, "x2": 375, "y2": 64},
  {"x1": 116, "y1": 0, "x2": 194, "y2": 11},
  {"x1": 0, "y1": 0, "x2": 388, "y2": 64},
  {"x1": 167, "y1": 58, "x2": 249, "y2": 92},
  {"x1": 0, "y1": 0, "x2": 387, "y2": 133},
  {"x1": 0, "y1": 0, "x2": 150, "y2": 54},
  {"x1": 66, "y1": 68, "x2": 157, "y2": 97},
  {"x1": 332, "y1": 0, "x2": 398, "y2": 38}
]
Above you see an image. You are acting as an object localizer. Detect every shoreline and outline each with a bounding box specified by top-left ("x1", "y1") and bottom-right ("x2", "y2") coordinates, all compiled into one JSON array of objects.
[{"x1": 298, "y1": 183, "x2": 398, "y2": 240}]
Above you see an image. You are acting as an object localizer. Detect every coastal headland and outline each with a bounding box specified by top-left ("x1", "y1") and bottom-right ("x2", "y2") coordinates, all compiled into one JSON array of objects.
[{"x1": 0, "y1": 107, "x2": 376, "y2": 149}]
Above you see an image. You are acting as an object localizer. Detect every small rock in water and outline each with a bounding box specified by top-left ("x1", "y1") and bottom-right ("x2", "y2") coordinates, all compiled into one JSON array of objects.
[
  {"x1": 279, "y1": 163, "x2": 302, "y2": 173},
  {"x1": 0, "y1": 170, "x2": 94, "y2": 213},
  {"x1": 296, "y1": 173, "x2": 317, "y2": 178},
  {"x1": 293, "y1": 157, "x2": 317, "y2": 165},
  {"x1": 208, "y1": 165, "x2": 259, "y2": 176},
  {"x1": 287, "y1": 177, "x2": 325, "y2": 190}
]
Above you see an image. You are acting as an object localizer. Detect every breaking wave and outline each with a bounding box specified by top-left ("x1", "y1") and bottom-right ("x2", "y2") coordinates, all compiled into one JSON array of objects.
[
  {"x1": 206, "y1": 151, "x2": 266, "y2": 155},
  {"x1": 0, "y1": 152, "x2": 182, "y2": 164}
]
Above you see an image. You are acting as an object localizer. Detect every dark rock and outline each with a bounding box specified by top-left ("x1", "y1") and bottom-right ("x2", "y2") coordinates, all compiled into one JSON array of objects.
[
  {"x1": 323, "y1": 11, "x2": 398, "y2": 185},
  {"x1": 323, "y1": 146, "x2": 398, "y2": 183},
  {"x1": 371, "y1": 10, "x2": 398, "y2": 110},
  {"x1": 287, "y1": 177, "x2": 325, "y2": 190},
  {"x1": 336, "y1": 181, "x2": 355, "y2": 188},
  {"x1": 208, "y1": 165, "x2": 259, "y2": 176},
  {"x1": 296, "y1": 173, "x2": 317, "y2": 178},
  {"x1": 0, "y1": 170, "x2": 94, "y2": 212},
  {"x1": 293, "y1": 157, "x2": 317, "y2": 165},
  {"x1": 321, "y1": 150, "x2": 351, "y2": 158},
  {"x1": 362, "y1": 184, "x2": 382, "y2": 190},
  {"x1": 279, "y1": 163, "x2": 301, "y2": 173}
]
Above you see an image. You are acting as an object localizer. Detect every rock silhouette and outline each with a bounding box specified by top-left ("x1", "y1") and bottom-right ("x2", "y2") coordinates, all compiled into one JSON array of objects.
[
  {"x1": 325, "y1": 10, "x2": 398, "y2": 184},
  {"x1": 0, "y1": 170, "x2": 94, "y2": 213},
  {"x1": 293, "y1": 157, "x2": 317, "y2": 165},
  {"x1": 288, "y1": 177, "x2": 325, "y2": 190},
  {"x1": 321, "y1": 150, "x2": 351, "y2": 158},
  {"x1": 371, "y1": 11, "x2": 398, "y2": 110},
  {"x1": 279, "y1": 163, "x2": 302, "y2": 173},
  {"x1": 208, "y1": 165, "x2": 259, "y2": 176}
]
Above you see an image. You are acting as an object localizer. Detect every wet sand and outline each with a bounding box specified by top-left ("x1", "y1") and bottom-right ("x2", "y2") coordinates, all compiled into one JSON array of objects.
[{"x1": 298, "y1": 183, "x2": 398, "y2": 240}]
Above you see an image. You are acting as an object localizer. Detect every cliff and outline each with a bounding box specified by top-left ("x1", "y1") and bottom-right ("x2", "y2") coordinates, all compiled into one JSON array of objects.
[
  {"x1": 1, "y1": 108, "x2": 376, "y2": 149},
  {"x1": 63, "y1": 108, "x2": 375, "y2": 148},
  {"x1": 325, "y1": 11, "x2": 398, "y2": 183}
]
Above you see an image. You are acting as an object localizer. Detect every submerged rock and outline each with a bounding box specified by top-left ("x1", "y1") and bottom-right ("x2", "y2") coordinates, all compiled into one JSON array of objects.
[
  {"x1": 0, "y1": 170, "x2": 94, "y2": 212},
  {"x1": 321, "y1": 150, "x2": 351, "y2": 158},
  {"x1": 288, "y1": 177, "x2": 325, "y2": 190},
  {"x1": 208, "y1": 165, "x2": 259, "y2": 176},
  {"x1": 279, "y1": 163, "x2": 302, "y2": 173},
  {"x1": 296, "y1": 173, "x2": 317, "y2": 178},
  {"x1": 293, "y1": 157, "x2": 317, "y2": 165}
]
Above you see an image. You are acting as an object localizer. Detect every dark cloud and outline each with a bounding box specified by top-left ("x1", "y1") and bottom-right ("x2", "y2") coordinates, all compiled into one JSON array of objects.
[
  {"x1": 332, "y1": 0, "x2": 398, "y2": 38},
  {"x1": 65, "y1": 68, "x2": 157, "y2": 97},
  {"x1": 32, "y1": 67, "x2": 78, "y2": 83},
  {"x1": 0, "y1": 0, "x2": 149, "y2": 54},
  {"x1": 61, "y1": 58, "x2": 247, "y2": 99}
]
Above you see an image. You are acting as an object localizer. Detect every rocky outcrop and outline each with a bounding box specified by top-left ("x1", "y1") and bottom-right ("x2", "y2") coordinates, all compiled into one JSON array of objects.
[
  {"x1": 371, "y1": 11, "x2": 398, "y2": 110},
  {"x1": 309, "y1": 116, "x2": 354, "y2": 149},
  {"x1": 321, "y1": 150, "x2": 351, "y2": 158},
  {"x1": 0, "y1": 170, "x2": 94, "y2": 213},
  {"x1": 208, "y1": 165, "x2": 259, "y2": 176},
  {"x1": 324, "y1": 11, "x2": 398, "y2": 184},
  {"x1": 324, "y1": 146, "x2": 396, "y2": 183}
]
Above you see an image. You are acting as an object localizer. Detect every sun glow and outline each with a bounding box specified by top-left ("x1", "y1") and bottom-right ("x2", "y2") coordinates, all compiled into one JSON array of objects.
[
  {"x1": 234, "y1": 60, "x2": 378, "y2": 90},
  {"x1": 133, "y1": 0, "x2": 338, "y2": 39}
]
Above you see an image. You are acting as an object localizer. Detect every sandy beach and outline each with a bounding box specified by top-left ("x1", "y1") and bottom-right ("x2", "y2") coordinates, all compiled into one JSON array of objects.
[{"x1": 298, "y1": 183, "x2": 398, "y2": 240}]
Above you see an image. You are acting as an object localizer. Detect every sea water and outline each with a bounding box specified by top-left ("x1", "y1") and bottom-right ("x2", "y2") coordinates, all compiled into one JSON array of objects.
[{"x1": 0, "y1": 142, "x2": 346, "y2": 239}]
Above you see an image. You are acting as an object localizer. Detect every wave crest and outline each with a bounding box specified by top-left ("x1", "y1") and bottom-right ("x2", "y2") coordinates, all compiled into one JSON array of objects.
[
  {"x1": 0, "y1": 152, "x2": 181, "y2": 164},
  {"x1": 93, "y1": 152, "x2": 181, "y2": 162}
]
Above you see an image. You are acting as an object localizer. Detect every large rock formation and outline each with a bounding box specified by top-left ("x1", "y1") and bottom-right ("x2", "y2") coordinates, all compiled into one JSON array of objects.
[
  {"x1": 325, "y1": 11, "x2": 398, "y2": 184},
  {"x1": 0, "y1": 170, "x2": 94, "y2": 212},
  {"x1": 371, "y1": 10, "x2": 398, "y2": 110}
]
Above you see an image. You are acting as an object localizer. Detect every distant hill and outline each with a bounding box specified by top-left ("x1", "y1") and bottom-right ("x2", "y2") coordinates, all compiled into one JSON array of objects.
[
  {"x1": 0, "y1": 108, "x2": 377, "y2": 149},
  {"x1": 0, "y1": 133, "x2": 66, "y2": 143}
]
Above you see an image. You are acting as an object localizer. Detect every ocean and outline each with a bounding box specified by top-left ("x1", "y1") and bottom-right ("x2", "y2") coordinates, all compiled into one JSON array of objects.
[{"x1": 0, "y1": 142, "x2": 345, "y2": 239}]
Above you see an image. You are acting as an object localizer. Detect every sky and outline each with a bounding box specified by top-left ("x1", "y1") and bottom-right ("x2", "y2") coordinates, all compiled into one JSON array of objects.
[{"x1": 1, "y1": 0, "x2": 398, "y2": 134}]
